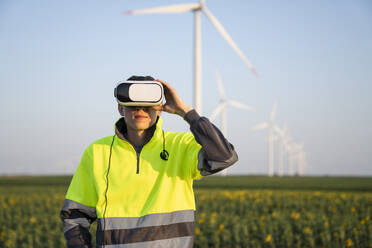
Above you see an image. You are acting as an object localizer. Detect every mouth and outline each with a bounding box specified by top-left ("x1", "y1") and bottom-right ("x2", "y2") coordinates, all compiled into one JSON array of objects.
[{"x1": 135, "y1": 115, "x2": 148, "y2": 120}]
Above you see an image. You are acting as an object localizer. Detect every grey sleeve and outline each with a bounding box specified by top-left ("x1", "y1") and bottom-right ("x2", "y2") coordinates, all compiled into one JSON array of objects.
[
  {"x1": 60, "y1": 199, "x2": 97, "y2": 248},
  {"x1": 184, "y1": 109, "x2": 238, "y2": 176}
]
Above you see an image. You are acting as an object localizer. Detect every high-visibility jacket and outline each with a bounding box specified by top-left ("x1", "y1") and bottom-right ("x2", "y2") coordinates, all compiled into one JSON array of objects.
[{"x1": 61, "y1": 110, "x2": 238, "y2": 248}]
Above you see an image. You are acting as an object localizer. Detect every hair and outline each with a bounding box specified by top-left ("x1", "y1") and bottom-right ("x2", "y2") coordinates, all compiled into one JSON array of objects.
[{"x1": 127, "y1": 75, "x2": 155, "y2": 81}]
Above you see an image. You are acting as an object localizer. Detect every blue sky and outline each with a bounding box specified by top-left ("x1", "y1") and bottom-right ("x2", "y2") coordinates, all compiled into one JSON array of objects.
[{"x1": 1, "y1": 0, "x2": 371, "y2": 175}]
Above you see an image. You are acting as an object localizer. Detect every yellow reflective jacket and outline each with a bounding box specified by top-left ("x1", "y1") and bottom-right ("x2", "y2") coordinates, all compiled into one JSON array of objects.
[
  {"x1": 66, "y1": 117, "x2": 202, "y2": 216},
  {"x1": 61, "y1": 111, "x2": 237, "y2": 248}
]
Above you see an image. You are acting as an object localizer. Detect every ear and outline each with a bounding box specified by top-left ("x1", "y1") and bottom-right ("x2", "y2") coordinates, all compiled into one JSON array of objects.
[{"x1": 118, "y1": 104, "x2": 125, "y2": 116}]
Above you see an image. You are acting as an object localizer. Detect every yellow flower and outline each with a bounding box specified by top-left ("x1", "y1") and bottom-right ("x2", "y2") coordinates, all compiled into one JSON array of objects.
[
  {"x1": 351, "y1": 207, "x2": 356, "y2": 213},
  {"x1": 195, "y1": 228, "x2": 201, "y2": 235},
  {"x1": 223, "y1": 191, "x2": 233, "y2": 199},
  {"x1": 5, "y1": 240, "x2": 12, "y2": 246},
  {"x1": 30, "y1": 217, "x2": 36, "y2": 224},
  {"x1": 324, "y1": 222, "x2": 329, "y2": 228},
  {"x1": 346, "y1": 238, "x2": 353, "y2": 247},
  {"x1": 219, "y1": 224, "x2": 224, "y2": 231},
  {"x1": 265, "y1": 234, "x2": 272, "y2": 243},
  {"x1": 260, "y1": 215, "x2": 265, "y2": 221},
  {"x1": 303, "y1": 227, "x2": 311, "y2": 234},
  {"x1": 360, "y1": 219, "x2": 366, "y2": 225},
  {"x1": 210, "y1": 218, "x2": 216, "y2": 224},
  {"x1": 290, "y1": 212, "x2": 300, "y2": 220},
  {"x1": 198, "y1": 218, "x2": 205, "y2": 224},
  {"x1": 271, "y1": 212, "x2": 276, "y2": 218},
  {"x1": 8, "y1": 198, "x2": 15, "y2": 206}
]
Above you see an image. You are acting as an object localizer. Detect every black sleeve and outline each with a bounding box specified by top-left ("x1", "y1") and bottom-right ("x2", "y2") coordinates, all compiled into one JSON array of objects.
[{"x1": 184, "y1": 109, "x2": 238, "y2": 176}]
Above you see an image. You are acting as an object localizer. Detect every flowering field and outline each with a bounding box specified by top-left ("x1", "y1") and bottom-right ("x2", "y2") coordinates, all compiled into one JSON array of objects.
[
  {"x1": 194, "y1": 190, "x2": 372, "y2": 247},
  {"x1": 0, "y1": 176, "x2": 371, "y2": 247}
]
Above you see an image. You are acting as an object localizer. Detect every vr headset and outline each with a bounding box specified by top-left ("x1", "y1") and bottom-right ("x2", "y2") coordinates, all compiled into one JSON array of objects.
[{"x1": 114, "y1": 81, "x2": 164, "y2": 106}]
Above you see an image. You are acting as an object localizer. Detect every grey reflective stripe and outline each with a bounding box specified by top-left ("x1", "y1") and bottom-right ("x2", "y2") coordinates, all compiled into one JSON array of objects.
[
  {"x1": 197, "y1": 148, "x2": 238, "y2": 176},
  {"x1": 63, "y1": 218, "x2": 91, "y2": 233},
  {"x1": 98, "y1": 210, "x2": 195, "y2": 230},
  {"x1": 61, "y1": 199, "x2": 97, "y2": 234},
  {"x1": 62, "y1": 199, "x2": 97, "y2": 219},
  {"x1": 99, "y1": 236, "x2": 193, "y2": 248}
]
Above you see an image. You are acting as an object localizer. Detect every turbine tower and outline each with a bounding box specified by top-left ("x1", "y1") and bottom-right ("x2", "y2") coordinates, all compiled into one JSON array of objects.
[
  {"x1": 252, "y1": 102, "x2": 278, "y2": 177},
  {"x1": 125, "y1": 1, "x2": 258, "y2": 115},
  {"x1": 209, "y1": 70, "x2": 256, "y2": 176}
]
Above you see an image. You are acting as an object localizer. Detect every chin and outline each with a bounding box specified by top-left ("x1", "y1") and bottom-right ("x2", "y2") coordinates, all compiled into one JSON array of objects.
[
  {"x1": 134, "y1": 123, "x2": 150, "y2": 131},
  {"x1": 136, "y1": 126, "x2": 149, "y2": 131}
]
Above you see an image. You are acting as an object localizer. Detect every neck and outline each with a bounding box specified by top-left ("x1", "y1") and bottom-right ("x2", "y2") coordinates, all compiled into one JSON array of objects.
[{"x1": 126, "y1": 128, "x2": 152, "y2": 146}]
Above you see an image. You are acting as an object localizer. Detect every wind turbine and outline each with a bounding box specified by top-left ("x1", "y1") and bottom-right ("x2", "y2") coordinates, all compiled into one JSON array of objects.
[
  {"x1": 125, "y1": 1, "x2": 258, "y2": 115},
  {"x1": 274, "y1": 124, "x2": 288, "y2": 177},
  {"x1": 275, "y1": 124, "x2": 307, "y2": 176},
  {"x1": 283, "y1": 137, "x2": 300, "y2": 176},
  {"x1": 252, "y1": 101, "x2": 278, "y2": 177},
  {"x1": 209, "y1": 70, "x2": 256, "y2": 176}
]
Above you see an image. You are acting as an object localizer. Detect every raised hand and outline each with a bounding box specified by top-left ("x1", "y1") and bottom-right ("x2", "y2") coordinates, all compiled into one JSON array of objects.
[{"x1": 155, "y1": 79, "x2": 193, "y2": 118}]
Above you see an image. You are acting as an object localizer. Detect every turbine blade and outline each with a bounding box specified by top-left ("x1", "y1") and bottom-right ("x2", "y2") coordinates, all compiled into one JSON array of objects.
[
  {"x1": 202, "y1": 6, "x2": 258, "y2": 76},
  {"x1": 125, "y1": 3, "x2": 200, "y2": 15},
  {"x1": 228, "y1": 100, "x2": 256, "y2": 112},
  {"x1": 209, "y1": 103, "x2": 226, "y2": 121},
  {"x1": 252, "y1": 122, "x2": 269, "y2": 130},
  {"x1": 215, "y1": 70, "x2": 226, "y2": 99},
  {"x1": 270, "y1": 101, "x2": 278, "y2": 121}
]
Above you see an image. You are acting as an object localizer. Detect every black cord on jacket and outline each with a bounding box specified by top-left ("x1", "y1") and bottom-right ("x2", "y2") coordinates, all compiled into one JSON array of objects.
[{"x1": 102, "y1": 134, "x2": 115, "y2": 243}]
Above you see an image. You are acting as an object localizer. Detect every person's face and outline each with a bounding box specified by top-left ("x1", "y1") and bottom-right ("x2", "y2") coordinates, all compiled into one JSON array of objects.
[{"x1": 118, "y1": 105, "x2": 161, "y2": 131}]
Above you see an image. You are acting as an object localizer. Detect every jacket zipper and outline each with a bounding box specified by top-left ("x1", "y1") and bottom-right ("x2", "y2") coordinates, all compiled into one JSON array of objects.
[
  {"x1": 126, "y1": 142, "x2": 141, "y2": 174},
  {"x1": 126, "y1": 139, "x2": 148, "y2": 174},
  {"x1": 136, "y1": 151, "x2": 140, "y2": 174}
]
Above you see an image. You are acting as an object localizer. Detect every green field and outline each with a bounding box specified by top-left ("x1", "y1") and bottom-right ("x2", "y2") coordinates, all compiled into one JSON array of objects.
[
  {"x1": 2, "y1": 175, "x2": 372, "y2": 191},
  {"x1": 0, "y1": 176, "x2": 371, "y2": 247}
]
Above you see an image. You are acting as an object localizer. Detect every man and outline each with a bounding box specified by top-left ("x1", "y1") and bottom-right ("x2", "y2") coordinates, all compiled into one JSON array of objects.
[{"x1": 60, "y1": 76, "x2": 238, "y2": 248}]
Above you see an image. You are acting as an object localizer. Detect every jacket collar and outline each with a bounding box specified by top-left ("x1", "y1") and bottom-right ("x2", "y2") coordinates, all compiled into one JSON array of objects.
[{"x1": 114, "y1": 116, "x2": 163, "y2": 143}]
